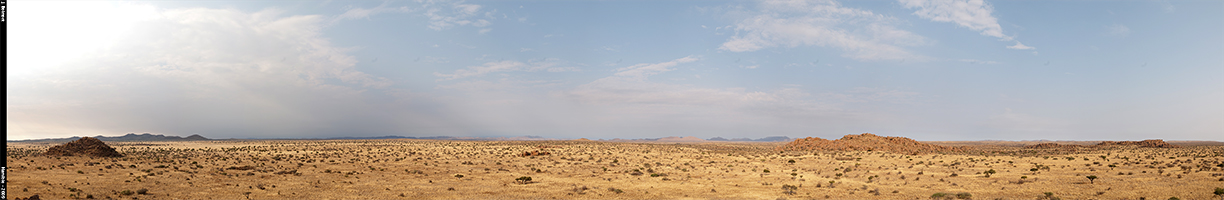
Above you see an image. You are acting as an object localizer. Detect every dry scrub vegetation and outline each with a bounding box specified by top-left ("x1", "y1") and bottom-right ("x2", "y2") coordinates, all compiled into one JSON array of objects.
[{"x1": 6, "y1": 135, "x2": 1224, "y2": 199}]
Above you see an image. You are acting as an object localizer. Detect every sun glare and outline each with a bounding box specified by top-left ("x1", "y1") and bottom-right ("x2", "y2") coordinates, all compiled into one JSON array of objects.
[{"x1": 8, "y1": 1, "x2": 158, "y2": 77}]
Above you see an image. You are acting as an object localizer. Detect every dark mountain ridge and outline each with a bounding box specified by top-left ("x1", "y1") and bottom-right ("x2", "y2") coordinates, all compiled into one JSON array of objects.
[{"x1": 11, "y1": 133, "x2": 209, "y2": 143}]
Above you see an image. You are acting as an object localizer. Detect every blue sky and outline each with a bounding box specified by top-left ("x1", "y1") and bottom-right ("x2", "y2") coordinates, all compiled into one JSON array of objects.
[{"x1": 7, "y1": 0, "x2": 1222, "y2": 141}]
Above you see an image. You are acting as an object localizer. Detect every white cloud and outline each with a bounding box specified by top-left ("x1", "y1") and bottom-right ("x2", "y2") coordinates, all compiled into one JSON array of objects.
[
  {"x1": 1006, "y1": 41, "x2": 1035, "y2": 50},
  {"x1": 334, "y1": 3, "x2": 413, "y2": 22},
  {"x1": 334, "y1": 1, "x2": 494, "y2": 31},
  {"x1": 564, "y1": 56, "x2": 915, "y2": 115},
  {"x1": 719, "y1": 0, "x2": 929, "y2": 61},
  {"x1": 900, "y1": 0, "x2": 1035, "y2": 50},
  {"x1": 1106, "y1": 24, "x2": 1130, "y2": 37},
  {"x1": 1159, "y1": 0, "x2": 1176, "y2": 13},
  {"x1": 7, "y1": 6, "x2": 412, "y2": 139},
  {"x1": 434, "y1": 59, "x2": 578, "y2": 81},
  {"x1": 899, "y1": 0, "x2": 1008, "y2": 40},
  {"x1": 611, "y1": 56, "x2": 699, "y2": 80}
]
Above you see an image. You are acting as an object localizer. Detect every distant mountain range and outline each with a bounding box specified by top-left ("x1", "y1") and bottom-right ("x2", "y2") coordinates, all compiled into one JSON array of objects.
[
  {"x1": 599, "y1": 136, "x2": 792, "y2": 142},
  {"x1": 707, "y1": 136, "x2": 792, "y2": 142},
  {"x1": 11, "y1": 134, "x2": 795, "y2": 143},
  {"x1": 10, "y1": 133, "x2": 209, "y2": 143},
  {"x1": 314, "y1": 135, "x2": 553, "y2": 141}
]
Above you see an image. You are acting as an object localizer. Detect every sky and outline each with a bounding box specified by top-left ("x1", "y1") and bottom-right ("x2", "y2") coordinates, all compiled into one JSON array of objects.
[{"x1": 7, "y1": 0, "x2": 1223, "y2": 141}]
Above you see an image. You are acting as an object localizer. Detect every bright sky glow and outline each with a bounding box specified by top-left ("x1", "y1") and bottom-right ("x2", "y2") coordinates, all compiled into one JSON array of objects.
[{"x1": 7, "y1": 0, "x2": 1223, "y2": 141}]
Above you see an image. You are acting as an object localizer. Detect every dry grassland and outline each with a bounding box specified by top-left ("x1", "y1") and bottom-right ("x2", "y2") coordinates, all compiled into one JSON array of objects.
[{"x1": 7, "y1": 139, "x2": 1224, "y2": 199}]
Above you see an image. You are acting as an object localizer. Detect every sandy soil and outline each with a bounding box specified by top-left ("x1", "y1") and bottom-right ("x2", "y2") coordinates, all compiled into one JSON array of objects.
[{"x1": 6, "y1": 139, "x2": 1223, "y2": 199}]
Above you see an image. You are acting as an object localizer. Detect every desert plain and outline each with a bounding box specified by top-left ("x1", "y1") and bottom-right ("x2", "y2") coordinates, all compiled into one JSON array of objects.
[{"x1": 6, "y1": 134, "x2": 1224, "y2": 200}]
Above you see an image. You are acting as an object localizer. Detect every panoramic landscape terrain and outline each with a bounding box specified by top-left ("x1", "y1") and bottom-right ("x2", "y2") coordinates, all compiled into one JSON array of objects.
[
  {"x1": 7, "y1": 1, "x2": 1223, "y2": 199},
  {"x1": 7, "y1": 134, "x2": 1224, "y2": 200}
]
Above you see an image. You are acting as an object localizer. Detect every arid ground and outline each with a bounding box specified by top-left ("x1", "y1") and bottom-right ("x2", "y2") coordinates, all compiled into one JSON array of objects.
[{"x1": 7, "y1": 135, "x2": 1224, "y2": 200}]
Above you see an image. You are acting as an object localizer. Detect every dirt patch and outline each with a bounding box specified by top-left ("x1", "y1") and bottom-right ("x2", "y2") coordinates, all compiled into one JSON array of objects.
[
  {"x1": 777, "y1": 133, "x2": 969, "y2": 154},
  {"x1": 42, "y1": 137, "x2": 123, "y2": 157}
]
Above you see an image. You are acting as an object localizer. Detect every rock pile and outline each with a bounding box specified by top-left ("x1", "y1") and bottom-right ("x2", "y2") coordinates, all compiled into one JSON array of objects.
[
  {"x1": 43, "y1": 137, "x2": 123, "y2": 157},
  {"x1": 1025, "y1": 139, "x2": 1180, "y2": 149},
  {"x1": 777, "y1": 133, "x2": 968, "y2": 155}
]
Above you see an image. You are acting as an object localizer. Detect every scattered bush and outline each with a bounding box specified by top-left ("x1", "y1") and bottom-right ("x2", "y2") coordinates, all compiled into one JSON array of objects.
[
  {"x1": 781, "y1": 184, "x2": 798, "y2": 195},
  {"x1": 955, "y1": 192, "x2": 972, "y2": 199},
  {"x1": 515, "y1": 176, "x2": 532, "y2": 184}
]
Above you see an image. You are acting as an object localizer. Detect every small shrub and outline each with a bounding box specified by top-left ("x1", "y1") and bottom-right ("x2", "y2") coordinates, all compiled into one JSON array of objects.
[
  {"x1": 955, "y1": 192, "x2": 972, "y2": 199},
  {"x1": 137, "y1": 188, "x2": 148, "y2": 195},
  {"x1": 120, "y1": 190, "x2": 134, "y2": 195},
  {"x1": 515, "y1": 176, "x2": 532, "y2": 184},
  {"x1": 931, "y1": 192, "x2": 949, "y2": 199},
  {"x1": 781, "y1": 184, "x2": 798, "y2": 195}
]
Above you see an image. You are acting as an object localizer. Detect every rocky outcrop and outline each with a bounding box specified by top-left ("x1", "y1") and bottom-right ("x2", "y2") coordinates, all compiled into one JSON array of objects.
[
  {"x1": 777, "y1": 133, "x2": 968, "y2": 154},
  {"x1": 1095, "y1": 140, "x2": 1179, "y2": 148},
  {"x1": 1025, "y1": 139, "x2": 1180, "y2": 149},
  {"x1": 43, "y1": 137, "x2": 123, "y2": 157}
]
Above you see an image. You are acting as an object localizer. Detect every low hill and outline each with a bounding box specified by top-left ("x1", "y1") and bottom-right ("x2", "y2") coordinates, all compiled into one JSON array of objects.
[{"x1": 778, "y1": 133, "x2": 969, "y2": 154}]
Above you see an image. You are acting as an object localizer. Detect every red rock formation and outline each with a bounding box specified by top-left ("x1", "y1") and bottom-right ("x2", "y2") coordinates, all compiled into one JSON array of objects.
[
  {"x1": 43, "y1": 137, "x2": 123, "y2": 157},
  {"x1": 777, "y1": 133, "x2": 968, "y2": 154}
]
